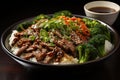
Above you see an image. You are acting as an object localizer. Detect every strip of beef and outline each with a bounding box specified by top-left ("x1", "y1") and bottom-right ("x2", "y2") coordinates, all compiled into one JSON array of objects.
[
  {"x1": 22, "y1": 53, "x2": 34, "y2": 60},
  {"x1": 12, "y1": 37, "x2": 19, "y2": 46},
  {"x1": 53, "y1": 30, "x2": 62, "y2": 39},
  {"x1": 43, "y1": 51, "x2": 55, "y2": 64},
  {"x1": 22, "y1": 47, "x2": 48, "y2": 61},
  {"x1": 33, "y1": 48, "x2": 47, "y2": 62},
  {"x1": 16, "y1": 44, "x2": 29, "y2": 56},
  {"x1": 40, "y1": 42, "x2": 54, "y2": 50},
  {"x1": 11, "y1": 32, "x2": 25, "y2": 46},
  {"x1": 70, "y1": 31, "x2": 82, "y2": 45},
  {"x1": 26, "y1": 42, "x2": 42, "y2": 52},
  {"x1": 41, "y1": 48, "x2": 47, "y2": 54},
  {"x1": 53, "y1": 39, "x2": 76, "y2": 57},
  {"x1": 14, "y1": 32, "x2": 25, "y2": 37},
  {"x1": 34, "y1": 52, "x2": 47, "y2": 62},
  {"x1": 16, "y1": 38, "x2": 31, "y2": 47},
  {"x1": 26, "y1": 45, "x2": 38, "y2": 52},
  {"x1": 42, "y1": 47, "x2": 64, "y2": 63},
  {"x1": 55, "y1": 50, "x2": 64, "y2": 62}
]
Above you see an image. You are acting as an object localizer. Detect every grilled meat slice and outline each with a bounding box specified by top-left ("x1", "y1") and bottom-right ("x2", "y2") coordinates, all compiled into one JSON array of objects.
[
  {"x1": 54, "y1": 39, "x2": 76, "y2": 56},
  {"x1": 70, "y1": 31, "x2": 82, "y2": 45},
  {"x1": 16, "y1": 44, "x2": 29, "y2": 56}
]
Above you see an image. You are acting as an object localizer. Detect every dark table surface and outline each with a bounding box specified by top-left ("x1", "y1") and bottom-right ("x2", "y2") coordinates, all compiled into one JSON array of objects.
[{"x1": 0, "y1": 0, "x2": 120, "y2": 80}]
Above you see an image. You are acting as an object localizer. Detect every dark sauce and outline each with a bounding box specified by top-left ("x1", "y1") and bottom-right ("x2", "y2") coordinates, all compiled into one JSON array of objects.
[{"x1": 88, "y1": 7, "x2": 116, "y2": 13}]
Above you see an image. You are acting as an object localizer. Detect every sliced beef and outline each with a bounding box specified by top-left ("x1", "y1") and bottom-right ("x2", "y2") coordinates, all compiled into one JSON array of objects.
[
  {"x1": 22, "y1": 53, "x2": 34, "y2": 60},
  {"x1": 43, "y1": 51, "x2": 55, "y2": 63},
  {"x1": 53, "y1": 39, "x2": 76, "y2": 56},
  {"x1": 16, "y1": 45, "x2": 29, "y2": 56},
  {"x1": 70, "y1": 31, "x2": 82, "y2": 45},
  {"x1": 34, "y1": 52, "x2": 47, "y2": 62}
]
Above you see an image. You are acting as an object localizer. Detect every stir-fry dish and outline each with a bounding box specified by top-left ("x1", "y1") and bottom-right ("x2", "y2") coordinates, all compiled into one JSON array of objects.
[{"x1": 9, "y1": 10, "x2": 113, "y2": 64}]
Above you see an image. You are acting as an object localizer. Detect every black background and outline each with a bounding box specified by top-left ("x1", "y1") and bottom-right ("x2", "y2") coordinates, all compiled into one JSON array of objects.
[
  {"x1": 0, "y1": 0, "x2": 120, "y2": 34},
  {"x1": 0, "y1": 0, "x2": 120, "y2": 80}
]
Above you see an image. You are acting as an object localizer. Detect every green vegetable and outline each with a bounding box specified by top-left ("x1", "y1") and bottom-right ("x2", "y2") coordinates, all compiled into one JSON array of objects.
[
  {"x1": 34, "y1": 14, "x2": 50, "y2": 21},
  {"x1": 43, "y1": 19, "x2": 63, "y2": 31},
  {"x1": 76, "y1": 43, "x2": 98, "y2": 63},
  {"x1": 97, "y1": 45, "x2": 105, "y2": 57},
  {"x1": 59, "y1": 25, "x2": 72, "y2": 36},
  {"x1": 40, "y1": 29, "x2": 50, "y2": 42},
  {"x1": 83, "y1": 18, "x2": 111, "y2": 41},
  {"x1": 89, "y1": 26, "x2": 103, "y2": 37},
  {"x1": 69, "y1": 21, "x2": 79, "y2": 31},
  {"x1": 53, "y1": 10, "x2": 72, "y2": 18},
  {"x1": 88, "y1": 34, "x2": 107, "y2": 57},
  {"x1": 41, "y1": 18, "x2": 71, "y2": 37},
  {"x1": 17, "y1": 21, "x2": 33, "y2": 32},
  {"x1": 29, "y1": 35, "x2": 36, "y2": 41},
  {"x1": 49, "y1": 42, "x2": 56, "y2": 47},
  {"x1": 98, "y1": 24, "x2": 111, "y2": 41},
  {"x1": 82, "y1": 18, "x2": 99, "y2": 28},
  {"x1": 89, "y1": 34, "x2": 107, "y2": 45}
]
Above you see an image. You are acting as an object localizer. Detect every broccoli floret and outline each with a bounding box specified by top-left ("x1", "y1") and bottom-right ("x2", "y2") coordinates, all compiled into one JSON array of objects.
[
  {"x1": 89, "y1": 34, "x2": 107, "y2": 46},
  {"x1": 89, "y1": 27, "x2": 103, "y2": 37},
  {"x1": 89, "y1": 23, "x2": 111, "y2": 41},
  {"x1": 98, "y1": 24, "x2": 111, "y2": 41},
  {"x1": 53, "y1": 10, "x2": 72, "y2": 17},
  {"x1": 88, "y1": 34, "x2": 108, "y2": 57},
  {"x1": 76, "y1": 43, "x2": 98, "y2": 63},
  {"x1": 83, "y1": 18, "x2": 111, "y2": 41}
]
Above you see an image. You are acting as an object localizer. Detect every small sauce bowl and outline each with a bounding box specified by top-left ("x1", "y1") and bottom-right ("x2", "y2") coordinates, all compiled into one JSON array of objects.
[{"x1": 84, "y1": 1, "x2": 120, "y2": 26}]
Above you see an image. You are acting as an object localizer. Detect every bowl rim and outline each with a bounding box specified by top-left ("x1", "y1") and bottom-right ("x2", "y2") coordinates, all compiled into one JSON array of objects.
[{"x1": 1, "y1": 14, "x2": 120, "y2": 67}]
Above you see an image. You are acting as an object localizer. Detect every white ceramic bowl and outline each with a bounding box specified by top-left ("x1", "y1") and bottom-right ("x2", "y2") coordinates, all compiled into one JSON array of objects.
[{"x1": 84, "y1": 1, "x2": 120, "y2": 25}]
